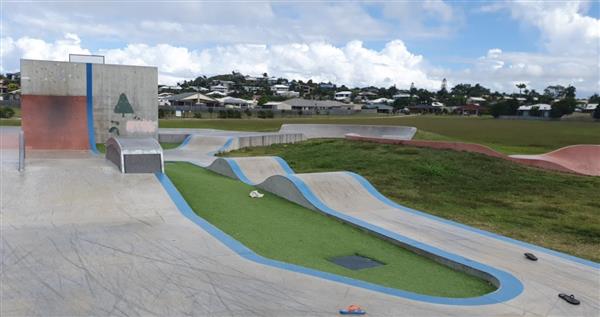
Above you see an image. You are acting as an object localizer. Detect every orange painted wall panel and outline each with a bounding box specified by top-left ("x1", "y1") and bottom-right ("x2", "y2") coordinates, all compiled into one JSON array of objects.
[{"x1": 22, "y1": 95, "x2": 89, "y2": 150}]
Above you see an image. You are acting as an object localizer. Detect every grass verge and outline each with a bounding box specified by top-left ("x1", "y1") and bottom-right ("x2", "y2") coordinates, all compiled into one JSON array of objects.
[
  {"x1": 224, "y1": 139, "x2": 600, "y2": 262},
  {"x1": 160, "y1": 116, "x2": 600, "y2": 154},
  {"x1": 165, "y1": 162, "x2": 496, "y2": 297},
  {"x1": 0, "y1": 119, "x2": 21, "y2": 126}
]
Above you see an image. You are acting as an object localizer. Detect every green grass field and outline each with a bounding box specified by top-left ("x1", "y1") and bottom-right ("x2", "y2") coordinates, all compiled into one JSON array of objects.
[
  {"x1": 160, "y1": 116, "x2": 600, "y2": 154},
  {"x1": 224, "y1": 139, "x2": 600, "y2": 262},
  {"x1": 0, "y1": 119, "x2": 21, "y2": 126},
  {"x1": 4, "y1": 115, "x2": 598, "y2": 154},
  {"x1": 165, "y1": 162, "x2": 496, "y2": 297}
]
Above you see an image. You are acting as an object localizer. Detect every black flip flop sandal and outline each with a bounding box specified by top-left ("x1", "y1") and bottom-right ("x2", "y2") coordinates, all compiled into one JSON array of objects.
[
  {"x1": 558, "y1": 293, "x2": 580, "y2": 305},
  {"x1": 524, "y1": 253, "x2": 538, "y2": 261}
]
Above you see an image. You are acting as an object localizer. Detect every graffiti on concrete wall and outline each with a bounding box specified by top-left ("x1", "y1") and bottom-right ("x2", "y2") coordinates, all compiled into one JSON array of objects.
[
  {"x1": 109, "y1": 92, "x2": 157, "y2": 138},
  {"x1": 126, "y1": 120, "x2": 157, "y2": 134}
]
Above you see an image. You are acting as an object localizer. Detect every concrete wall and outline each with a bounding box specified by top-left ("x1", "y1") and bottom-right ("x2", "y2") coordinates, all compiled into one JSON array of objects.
[
  {"x1": 93, "y1": 64, "x2": 158, "y2": 143},
  {"x1": 21, "y1": 60, "x2": 86, "y2": 96},
  {"x1": 20, "y1": 59, "x2": 158, "y2": 148}
]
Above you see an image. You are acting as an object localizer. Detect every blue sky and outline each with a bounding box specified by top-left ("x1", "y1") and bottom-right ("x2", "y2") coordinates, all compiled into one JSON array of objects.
[{"x1": 2, "y1": 1, "x2": 599, "y2": 96}]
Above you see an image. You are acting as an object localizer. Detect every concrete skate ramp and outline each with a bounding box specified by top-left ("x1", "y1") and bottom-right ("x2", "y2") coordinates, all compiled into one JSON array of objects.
[
  {"x1": 510, "y1": 145, "x2": 600, "y2": 176},
  {"x1": 163, "y1": 134, "x2": 235, "y2": 166},
  {"x1": 279, "y1": 124, "x2": 416, "y2": 140},
  {"x1": 207, "y1": 156, "x2": 293, "y2": 184},
  {"x1": 347, "y1": 135, "x2": 600, "y2": 176},
  {"x1": 163, "y1": 133, "x2": 304, "y2": 167},
  {"x1": 251, "y1": 167, "x2": 600, "y2": 314}
]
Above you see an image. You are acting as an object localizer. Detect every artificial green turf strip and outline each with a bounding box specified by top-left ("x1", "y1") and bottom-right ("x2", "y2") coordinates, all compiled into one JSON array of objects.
[
  {"x1": 224, "y1": 139, "x2": 600, "y2": 262},
  {"x1": 165, "y1": 162, "x2": 496, "y2": 298}
]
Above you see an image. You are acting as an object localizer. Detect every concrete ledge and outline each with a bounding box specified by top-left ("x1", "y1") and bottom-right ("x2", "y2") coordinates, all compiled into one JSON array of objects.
[
  {"x1": 280, "y1": 124, "x2": 417, "y2": 140},
  {"x1": 106, "y1": 137, "x2": 164, "y2": 173}
]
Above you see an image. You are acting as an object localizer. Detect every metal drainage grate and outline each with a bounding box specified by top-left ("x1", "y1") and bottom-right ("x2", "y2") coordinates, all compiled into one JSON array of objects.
[{"x1": 329, "y1": 254, "x2": 385, "y2": 270}]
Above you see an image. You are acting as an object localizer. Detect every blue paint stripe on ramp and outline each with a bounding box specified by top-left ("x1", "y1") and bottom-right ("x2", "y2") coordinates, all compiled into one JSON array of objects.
[{"x1": 86, "y1": 63, "x2": 99, "y2": 154}]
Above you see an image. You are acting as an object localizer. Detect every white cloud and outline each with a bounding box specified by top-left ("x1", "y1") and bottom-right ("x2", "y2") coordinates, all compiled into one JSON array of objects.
[
  {"x1": 450, "y1": 48, "x2": 598, "y2": 94},
  {"x1": 382, "y1": 0, "x2": 464, "y2": 38},
  {"x1": 1, "y1": 34, "x2": 439, "y2": 89},
  {"x1": 483, "y1": 1, "x2": 600, "y2": 56},
  {"x1": 1, "y1": 33, "x2": 90, "y2": 71},
  {"x1": 446, "y1": 1, "x2": 600, "y2": 95},
  {"x1": 3, "y1": 1, "x2": 458, "y2": 45}
]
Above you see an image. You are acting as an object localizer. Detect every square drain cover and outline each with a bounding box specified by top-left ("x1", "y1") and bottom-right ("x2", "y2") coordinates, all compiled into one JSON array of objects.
[{"x1": 329, "y1": 255, "x2": 385, "y2": 270}]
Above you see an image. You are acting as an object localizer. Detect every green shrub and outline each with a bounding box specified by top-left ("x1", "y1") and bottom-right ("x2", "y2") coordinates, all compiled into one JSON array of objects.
[
  {"x1": 593, "y1": 105, "x2": 600, "y2": 120},
  {"x1": 0, "y1": 107, "x2": 15, "y2": 119},
  {"x1": 193, "y1": 112, "x2": 202, "y2": 118}
]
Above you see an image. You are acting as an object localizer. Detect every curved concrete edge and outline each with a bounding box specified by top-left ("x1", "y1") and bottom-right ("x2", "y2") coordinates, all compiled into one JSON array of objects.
[
  {"x1": 208, "y1": 156, "x2": 296, "y2": 185},
  {"x1": 346, "y1": 135, "x2": 599, "y2": 176},
  {"x1": 176, "y1": 134, "x2": 192, "y2": 149},
  {"x1": 156, "y1": 171, "x2": 523, "y2": 305},
  {"x1": 252, "y1": 173, "x2": 524, "y2": 305},
  {"x1": 345, "y1": 171, "x2": 600, "y2": 270},
  {"x1": 207, "y1": 158, "x2": 254, "y2": 185}
]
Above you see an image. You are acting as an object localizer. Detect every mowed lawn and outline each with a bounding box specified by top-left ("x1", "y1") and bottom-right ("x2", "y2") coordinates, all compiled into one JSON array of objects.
[
  {"x1": 224, "y1": 139, "x2": 600, "y2": 262},
  {"x1": 165, "y1": 162, "x2": 496, "y2": 297},
  {"x1": 4, "y1": 115, "x2": 597, "y2": 154},
  {"x1": 160, "y1": 115, "x2": 600, "y2": 154}
]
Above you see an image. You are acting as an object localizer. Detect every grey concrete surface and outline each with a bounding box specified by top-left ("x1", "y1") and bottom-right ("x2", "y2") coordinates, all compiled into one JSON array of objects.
[
  {"x1": 21, "y1": 59, "x2": 86, "y2": 96},
  {"x1": 1, "y1": 153, "x2": 537, "y2": 317},
  {"x1": 209, "y1": 157, "x2": 289, "y2": 184},
  {"x1": 163, "y1": 130, "x2": 305, "y2": 167},
  {"x1": 159, "y1": 133, "x2": 190, "y2": 143},
  {"x1": 0, "y1": 127, "x2": 21, "y2": 170},
  {"x1": 279, "y1": 124, "x2": 417, "y2": 140},
  {"x1": 93, "y1": 63, "x2": 158, "y2": 143}
]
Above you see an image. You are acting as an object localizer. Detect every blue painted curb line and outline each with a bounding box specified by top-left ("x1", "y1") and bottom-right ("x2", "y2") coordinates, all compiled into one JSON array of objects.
[
  {"x1": 155, "y1": 171, "x2": 523, "y2": 305},
  {"x1": 176, "y1": 135, "x2": 192, "y2": 149},
  {"x1": 86, "y1": 63, "x2": 99, "y2": 155}
]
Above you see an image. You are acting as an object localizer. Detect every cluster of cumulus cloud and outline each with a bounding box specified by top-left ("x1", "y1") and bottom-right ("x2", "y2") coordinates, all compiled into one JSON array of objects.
[
  {"x1": 1, "y1": 1, "x2": 598, "y2": 94},
  {"x1": 1, "y1": 34, "x2": 440, "y2": 90}
]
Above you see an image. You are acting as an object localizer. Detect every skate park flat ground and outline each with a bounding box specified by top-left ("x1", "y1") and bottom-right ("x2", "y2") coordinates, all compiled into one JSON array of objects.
[
  {"x1": 2, "y1": 125, "x2": 599, "y2": 316},
  {"x1": 0, "y1": 151, "x2": 545, "y2": 316}
]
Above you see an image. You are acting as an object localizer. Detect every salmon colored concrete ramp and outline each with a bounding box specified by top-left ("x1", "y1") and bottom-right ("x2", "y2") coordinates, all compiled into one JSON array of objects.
[
  {"x1": 510, "y1": 145, "x2": 600, "y2": 177},
  {"x1": 346, "y1": 135, "x2": 600, "y2": 177}
]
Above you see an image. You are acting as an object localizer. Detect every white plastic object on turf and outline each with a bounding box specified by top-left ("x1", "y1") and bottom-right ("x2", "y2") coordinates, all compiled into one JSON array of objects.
[{"x1": 249, "y1": 190, "x2": 264, "y2": 198}]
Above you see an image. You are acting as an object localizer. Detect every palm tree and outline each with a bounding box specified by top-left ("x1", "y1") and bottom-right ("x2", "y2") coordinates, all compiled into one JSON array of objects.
[{"x1": 516, "y1": 83, "x2": 527, "y2": 95}]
